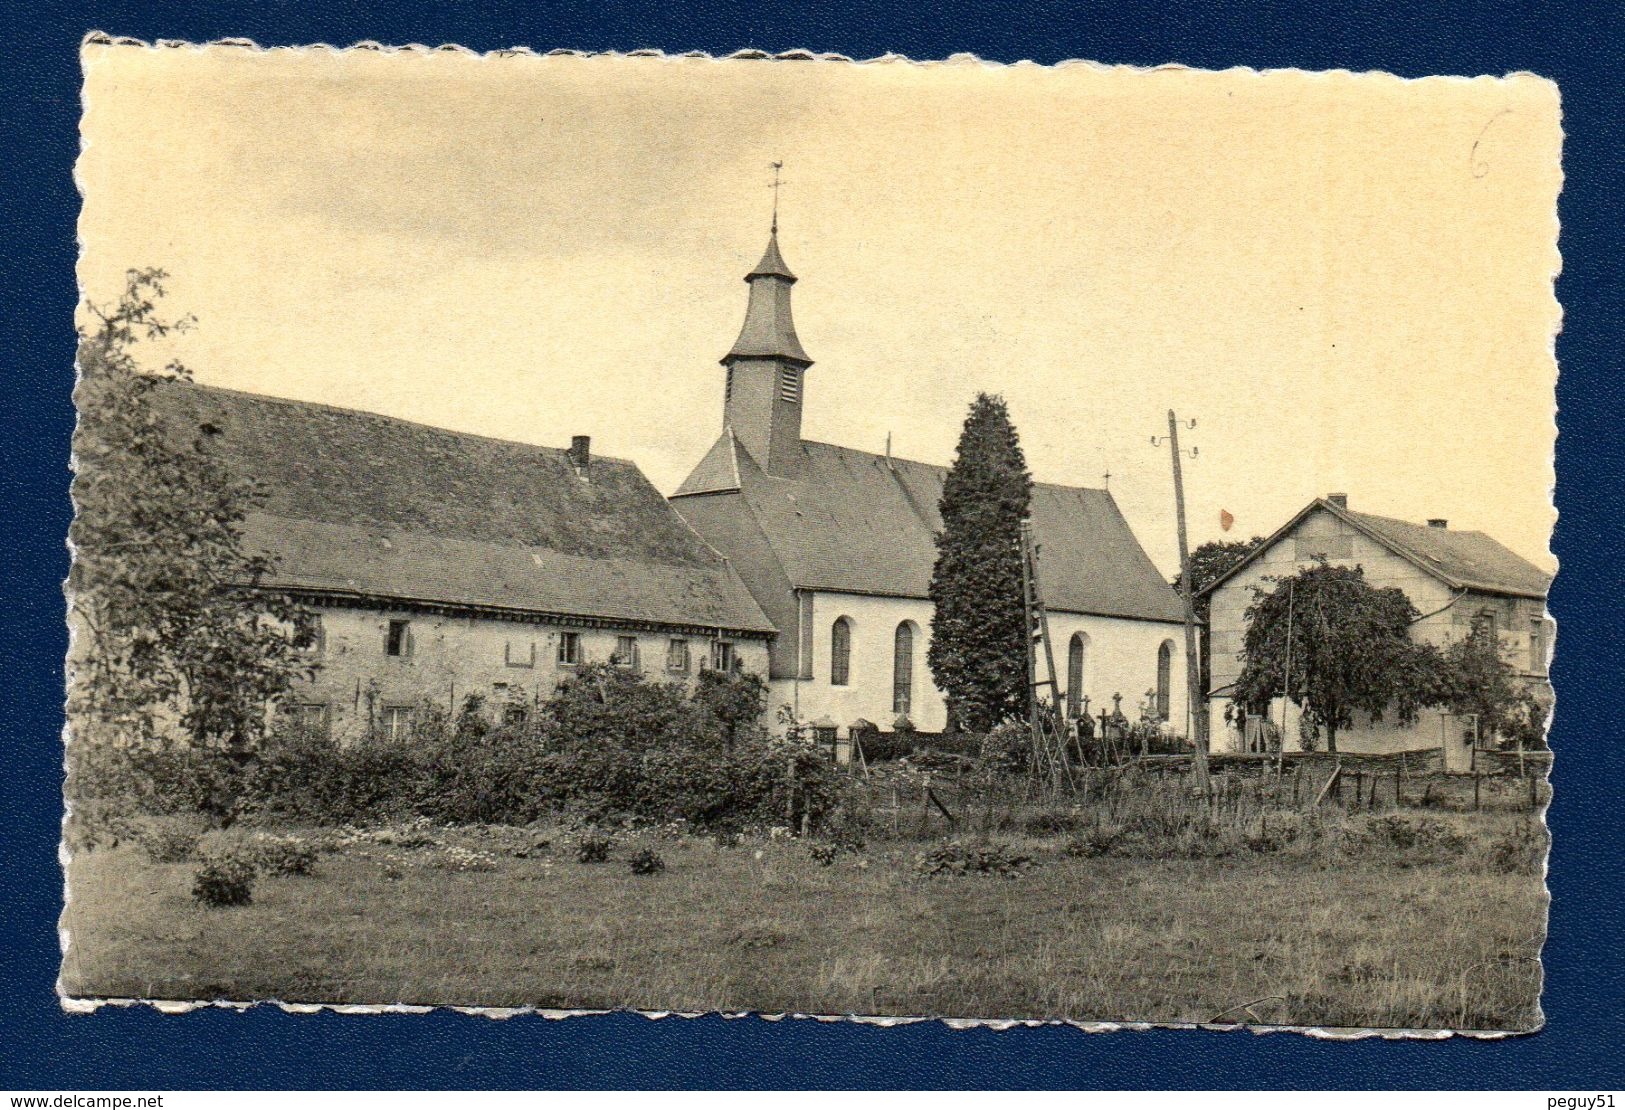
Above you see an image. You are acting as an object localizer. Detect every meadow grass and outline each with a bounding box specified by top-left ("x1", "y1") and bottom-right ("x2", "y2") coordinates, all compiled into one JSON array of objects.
[{"x1": 60, "y1": 816, "x2": 1546, "y2": 1031}]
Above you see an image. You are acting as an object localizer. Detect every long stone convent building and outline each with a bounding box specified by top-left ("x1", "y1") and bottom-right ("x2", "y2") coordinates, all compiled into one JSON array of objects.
[{"x1": 669, "y1": 229, "x2": 1189, "y2": 737}]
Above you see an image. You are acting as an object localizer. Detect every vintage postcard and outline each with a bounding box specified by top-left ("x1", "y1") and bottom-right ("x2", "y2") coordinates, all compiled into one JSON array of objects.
[{"x1": 64, "y1": 41, "x2": 1560, "y2": 1033}]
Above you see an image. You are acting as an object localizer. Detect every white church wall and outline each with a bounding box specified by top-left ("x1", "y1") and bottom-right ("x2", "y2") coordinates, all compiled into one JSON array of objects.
[
  {"x1": 775, "y1": 590, "x2": 1187, "y2": 738},
  {"x1": 1044, "y1": 611, "x2": 1189, "y2": 736},
  {"x1": 775, "y1": 592, "x2": 944, "y2": 732}
]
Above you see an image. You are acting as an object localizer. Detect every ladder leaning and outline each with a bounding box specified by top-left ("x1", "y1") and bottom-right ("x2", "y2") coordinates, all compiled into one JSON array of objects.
[{"x1": 1019, "y1": 517, "x2": 1074, "y2": 796}]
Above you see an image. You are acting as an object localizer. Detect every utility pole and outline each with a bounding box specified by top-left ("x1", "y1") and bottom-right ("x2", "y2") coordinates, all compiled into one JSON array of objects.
[{"x1": 1154, "y1": 410, "x2": 1211, "y2": 794}]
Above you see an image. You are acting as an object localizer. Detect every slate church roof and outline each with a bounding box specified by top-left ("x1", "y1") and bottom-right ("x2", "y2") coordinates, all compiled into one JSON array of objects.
[
  {"x1": 148, "y1": 381, "x2": 775, "y2": 634},
  {"x1": 673, "y1": 431, "x2": 1187, "y2": 625}
]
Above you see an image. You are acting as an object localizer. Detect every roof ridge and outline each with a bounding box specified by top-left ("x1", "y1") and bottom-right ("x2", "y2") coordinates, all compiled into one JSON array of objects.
[
  {"x1": 800, "y1": 438, "x2": 1109, "y2": 496},
  {"x1": 157, "y1": 378, "x2": 637, "y2": 464}
]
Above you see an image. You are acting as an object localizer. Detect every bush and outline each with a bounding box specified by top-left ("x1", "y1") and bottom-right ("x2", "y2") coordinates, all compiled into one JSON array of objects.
[
  {"x1": 191, "y1": 851, "x2": 257, "y2": 907},
  {"x1": 139, "y1": 818, "x2": 204, "y2": 863},
  {"x1": 628, "y1": 848, "x2": 666, "y2": 875},
  {"x1": 1024, "y1": 807, "x2": 1085, "y2": 837},
  {"x1": 1344, "y1": 814, "x2": 1466, "y2": 867},
  {"x1": 1489, "y1": 819, "x2": 1547, "y2": 875},
  {"x1": 915, "y1": 839, "x2": 1036, "y2": 877},
  {"x1": 252, "y1": 834, "x2": 318, "y2": 876},
  {"x1": 575, "y1": 834, "x2": 612, "y2": 863},
  {"x1": 1064, "y1": 825, "x2": 1123, "y2": 858},
  {"x1": 807, "y1": 842, "x2": 838, "y2": 866},
  {"x1": 1244, "y1": 812, "x2": 1304, "y2": 854},
  {"x1": 64, "y1": 797, "x2": 140, "y2": 854}
]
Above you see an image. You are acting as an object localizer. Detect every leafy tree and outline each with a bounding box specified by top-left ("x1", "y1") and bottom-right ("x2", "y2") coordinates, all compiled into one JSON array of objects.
[
  {"x1": 1174, "y1": 536, "x2": 1265, "y2": 696},
  {"x1": 692, "y1": 668, "x2": 769, "y2": 751},
  {"x1": 1229, "y1": 561, "x2": 1450, "y2": 752},
  {"x1": 70, "y1": 268, "x2": 316, "y2": 819},
  {"x1": 1441, "y1": 622, "x2": 1547, "y2": 749},
  {"x1": 927, "y1": 393, "x2": 1033, "y2": 734}
]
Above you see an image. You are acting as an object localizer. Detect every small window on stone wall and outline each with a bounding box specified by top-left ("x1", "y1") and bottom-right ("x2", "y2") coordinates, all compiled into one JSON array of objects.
[
  {"x1": 381, "y1": 704, "x2": 413, "y2": 741},
  {"x1": 613, "y1": 635, "x2": 640, "y2": 669},
  {"x1": 385, "y1": 619, "x2": 412, "y2": 658},
  {"x1": 667, "y1": 638, "x2": 691, "y2": 673},
  {"x1": 557, "y1": 631, "x2": 581, "y2": 666}
]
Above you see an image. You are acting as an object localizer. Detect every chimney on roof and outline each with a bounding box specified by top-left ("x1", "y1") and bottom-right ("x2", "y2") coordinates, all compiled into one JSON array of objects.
[
  {"x1": 1326, "y1": 492, "x2": 1348, "y2": 509},
  {"x1": 1428, "y1": 518, "x2": 1448, "y2": 529},
  {"x1": 569, "y1": 435, "x2": 591, "y2": 479}
]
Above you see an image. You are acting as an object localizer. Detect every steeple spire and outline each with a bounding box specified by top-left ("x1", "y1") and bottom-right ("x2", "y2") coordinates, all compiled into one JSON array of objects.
[
  {"x1": 724, "y1": 214, "x2": 809, "y2": 364},
  {"x1": 720, "y1": 171, "x2": 813, "y2": 477}
]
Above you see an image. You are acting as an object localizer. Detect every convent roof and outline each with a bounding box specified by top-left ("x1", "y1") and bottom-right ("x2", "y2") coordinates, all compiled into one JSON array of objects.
[
  {"x1": 672, "y1": 433, "x2": 1187, "y2": 624},
  {"x1": 147, "y1": 381, "x2": 775, "y2": 634}
]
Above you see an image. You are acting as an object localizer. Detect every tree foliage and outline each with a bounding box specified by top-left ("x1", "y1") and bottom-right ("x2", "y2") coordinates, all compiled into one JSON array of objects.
[
  {"x1": 1229, "y1": 561, "x2": 1451, "y2": 752},
  {"x1": 1175, "y1": 535, "x2": 1264, "y2": 695},
  {"x1": 1441, "y1": 622, "x2": 1547, "y2": 749},
  {"x1": 927, "y1": 393, "x2": 1033, "y2": 734},
  {"x1": 69, "y1": 268, "x2": 316, "y2": 785}
]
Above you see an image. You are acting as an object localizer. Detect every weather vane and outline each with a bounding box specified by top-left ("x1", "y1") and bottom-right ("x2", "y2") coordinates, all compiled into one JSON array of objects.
[{"x1": 770, "y1": 160, "x2": 784, "y2": 233}]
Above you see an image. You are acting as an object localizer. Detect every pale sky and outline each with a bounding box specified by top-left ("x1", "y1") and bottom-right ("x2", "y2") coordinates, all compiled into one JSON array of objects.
[{"x1": 78, "y1": 47, "x2": 1561, "y2": 577}]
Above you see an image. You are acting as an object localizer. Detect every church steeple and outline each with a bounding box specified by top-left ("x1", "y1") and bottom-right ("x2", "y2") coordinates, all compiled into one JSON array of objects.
[
  {"x1": 724, "y1": 230, "x2": 811, "y2": 364},
  {"x1": 721, "y1": 215, "x2": 812, "y2": 477}
]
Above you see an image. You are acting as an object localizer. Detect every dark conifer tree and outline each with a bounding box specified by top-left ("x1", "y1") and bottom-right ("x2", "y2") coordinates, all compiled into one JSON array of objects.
[{"x1": 927, "y1": 393, "x2": 1033, "y2": 733}]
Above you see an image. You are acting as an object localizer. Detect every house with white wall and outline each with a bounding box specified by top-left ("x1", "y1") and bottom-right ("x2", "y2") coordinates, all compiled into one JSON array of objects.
[{"x1": 1200, "y1": 494, "x2": 1552, "y2": 767}]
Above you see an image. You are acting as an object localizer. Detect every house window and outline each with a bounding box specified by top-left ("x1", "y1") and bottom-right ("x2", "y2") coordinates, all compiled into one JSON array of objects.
[
  {"x1": 830, "y1": 617, "x2": 852, "y2": 687},
  {"x1": 892, "y1": 622, "x2": 915, "y2": 718},
  {"x1": 299, "y1": 613, "x2": 325, "y2": 655},
  {"x1": 779, "y1": 365, "x2": 800, "y2": 404},
  {"x1": 613, "y1": 635, "x2": 640, "y2": 669},
  {"x1": 710, "y1": 639, "x2": 736, "y2": 673},
  {"x1": 1067, "y1": 632, "x2": 1089, "y2": 717},
  {"x1": 502, "y1": 704, "x2": 528, "y2": 727},
  {"x1": 1472, "y1": 610, "x2": 1498, "y2": 643},
  {"x1": 666, "y1": 638, "x2": 691, "y2": 674},
  {"x1": 1529, "y1": 616, "x2": 1546, "y2": 674},
  {"x1": 291, "y1": 702, "x2": 330, "y2": 738},
  {"x1": 381, "y1": 704, "x2": 413, "y2": 742},
  {"x1": 1155, "y1": 641, "x2": 1173, "y2": 721},
  {"x1": 557, "y1": 631, "x2": 581, "y2": 666},
  {"x1": 385, "y1": 619, "x2": 412, "y2": 658},
  {"x1": 504, "y1": 641, "x2": 536, "y2": 669}
]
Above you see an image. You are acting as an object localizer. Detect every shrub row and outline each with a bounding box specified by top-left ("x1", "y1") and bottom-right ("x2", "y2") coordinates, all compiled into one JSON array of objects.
[{"x1": 70, "y1": 664, "x2": 854, "y2": 834}]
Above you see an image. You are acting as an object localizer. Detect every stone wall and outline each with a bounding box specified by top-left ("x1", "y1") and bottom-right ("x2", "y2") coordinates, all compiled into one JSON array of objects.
[{"x1": 286, "y1": 602, "x2": 771, "y2": 745}]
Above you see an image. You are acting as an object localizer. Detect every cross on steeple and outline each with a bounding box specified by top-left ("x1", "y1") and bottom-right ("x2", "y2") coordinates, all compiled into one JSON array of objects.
[{"x1": 770, "y1": 160, "x2": 783, "y2": 233}]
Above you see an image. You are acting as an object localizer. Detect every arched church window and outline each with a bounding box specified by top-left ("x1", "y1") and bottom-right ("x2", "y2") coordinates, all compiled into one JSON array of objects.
[
  {"x1": 892, "y1": 621, "x2": 915, "y2": 718},
  {"x1": 1067, "y1": 632, "x2": 1089, "y2": 717},
  {"x1": 830, "y1": 617, "x2": 852, "y2": 687},
  {"x1": 1156, "y1": 641, "x2": 1174, "y2": 721}
]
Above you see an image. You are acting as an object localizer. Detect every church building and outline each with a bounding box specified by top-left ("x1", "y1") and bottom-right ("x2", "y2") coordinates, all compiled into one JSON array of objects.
[{"x1": 670, "y1": 229, "x2": 1190, "y2": 737}]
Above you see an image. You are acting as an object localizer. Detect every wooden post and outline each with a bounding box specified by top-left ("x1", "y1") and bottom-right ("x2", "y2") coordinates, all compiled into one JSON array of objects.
[
  {"x1": 1398, "y1": 751, "x2": 1407, "y2": 805},
  {"x1": 1473, "y1": 771, "x2": 1481, "y2": 812},
  {"x1": 787, "y1": 753, "x2": 797, "y2": 830},
  {"x1": 1165, "y1": 410, "x2": 1210, "y2": 794}
]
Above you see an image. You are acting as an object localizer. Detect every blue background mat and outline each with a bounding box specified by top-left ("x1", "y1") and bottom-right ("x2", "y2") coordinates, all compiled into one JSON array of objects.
[{"x1": 4, "y1": 1, "x2": 1620, "y2": 1089}]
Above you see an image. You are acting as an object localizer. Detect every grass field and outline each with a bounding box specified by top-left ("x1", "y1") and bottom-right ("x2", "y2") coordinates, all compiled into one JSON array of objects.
[{"x1": 60, "y1": 815, "x2": 1546, "y2": 1031}]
